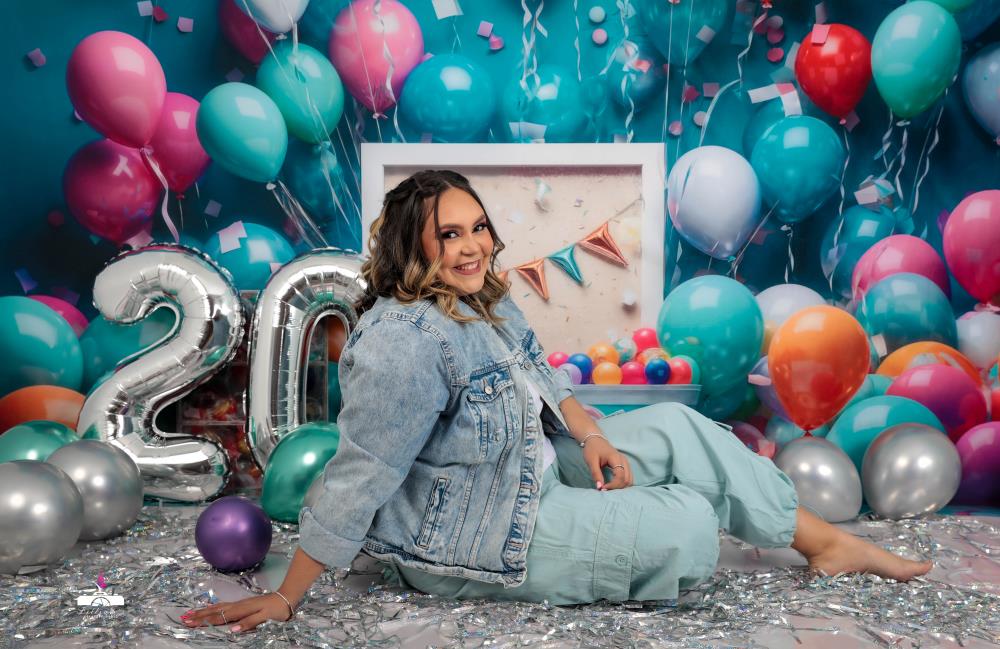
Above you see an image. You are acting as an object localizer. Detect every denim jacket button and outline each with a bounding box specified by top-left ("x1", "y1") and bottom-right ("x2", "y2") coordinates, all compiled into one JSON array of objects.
[
  {"x1": 485, "y1": 385, "x2": 493, "y2": 395},
  {"x1": 615, "y1": 554, "x2": 628, "y2": 566}
]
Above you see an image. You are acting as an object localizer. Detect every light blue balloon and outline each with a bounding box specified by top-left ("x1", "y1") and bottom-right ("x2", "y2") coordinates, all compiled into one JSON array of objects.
[
  {"x1": 204, "y1": 222, "x2": 296, "y2": 291},
  {"x1": 281, "y1": 140, "x2": 361, "y2": 252},
  {"x1": 962, "y1": 43, "x2": 1000, "y2": 144},
  {"x1": 501, "y1": 64, "x2": 591, "y2": 143},
  {"x1": 605, "y1": 29, "x2": 667, "y2": 108},
  {"x1": 751, "y1": 116, "x2": 845, "y2": 224},
  {"x1": 953, "y1": 0, "x2": 1000, "y2": 40},
  {"x1": 871, "y1": 1, "x2": 962, "y2": 118},
  {"x1": 698, "y1": 382, "x2": 759, "y2": 421},
  {"x1": 657, "y1": 276, "x2": 764, "y2": 394},
  {"x1": 0, "y1": 296, "x2": 83, "y2": 396},
  {"x1": 819, "y1": 205, "x2": 896, "y2": 299},
  {"x1": 855, "y1": 273, "x2": 958, "y2": 355},
  {"x1": 197, "y1": 82, "x2": 288, "y2": 183},
  {"x1": 841, "y1": 374, "x2": 893, "y2": 414},
  {"x1": 766, "y1": 417, "x2": 830, "y2": 451},
  {"x1": 80, "y1": 307, "x2": 177, "y2": 392},
  {"x1": 742, "y1": 93, "x2": 820, "y2": 157},
  {"x1": 399, "y1": 54, "x2": 496, "y2": 143},
  {"x1": 257, "y1": 42, "x2": 345, "y2": 144},
  {"x1": 636, "y1": 0, "x2": 729, "y2": 65},
  {"x1": 827, "y1": 395, "x2": 945, "y2": 471}
]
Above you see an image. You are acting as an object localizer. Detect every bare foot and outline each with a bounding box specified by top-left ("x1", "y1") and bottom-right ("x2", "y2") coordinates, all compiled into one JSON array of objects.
[{"x1": 808, "y1": 529, "x2": 932, "y2": 582}]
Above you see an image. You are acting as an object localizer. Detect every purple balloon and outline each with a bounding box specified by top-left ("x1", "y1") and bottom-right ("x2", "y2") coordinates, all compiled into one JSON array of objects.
[
  {"x1": 750, "y1": 356, "x2": 789, "y2": 419},
  {"x1": 557, "y1": 362, "x2": 583, "y2": 385},
  {"x1": 195, "y1": 496, "x2": 273, "y2": 571},
  {"x1": 954, "y1": 422, "x2": 1000, "y2": 506}
]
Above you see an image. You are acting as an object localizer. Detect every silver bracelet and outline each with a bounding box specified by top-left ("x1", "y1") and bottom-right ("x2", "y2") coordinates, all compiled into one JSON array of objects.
[
  {"x1": 271, "y1": 590, "x2": 296, "y2": 620},
  {"x1": 578, "y1": 432, "x2": 606, "y2": 448}
]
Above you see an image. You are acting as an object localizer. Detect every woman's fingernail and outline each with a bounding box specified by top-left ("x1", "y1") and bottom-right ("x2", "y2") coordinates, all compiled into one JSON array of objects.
[
  {"x1": 596, "y1": 481, "x2": 603, "y2": 489},
  {"x1": 230, "y1": 625, "x2": 241, "y2": 633}
]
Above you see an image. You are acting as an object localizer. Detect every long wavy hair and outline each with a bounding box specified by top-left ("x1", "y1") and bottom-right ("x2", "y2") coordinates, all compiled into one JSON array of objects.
[{"x1": 354, "y1": 170, "x2": 509, "y2": 324}]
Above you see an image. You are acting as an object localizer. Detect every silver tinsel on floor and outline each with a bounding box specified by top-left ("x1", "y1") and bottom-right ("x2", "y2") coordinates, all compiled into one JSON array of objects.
[{"x1": 2, "y1": 505, "x2": 999, "y2": 648}]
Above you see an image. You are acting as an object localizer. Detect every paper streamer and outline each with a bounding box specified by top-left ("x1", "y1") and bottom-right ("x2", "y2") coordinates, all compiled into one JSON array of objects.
[{"x1": 140, "y1": 149, "x2": 181, "y2": 244}]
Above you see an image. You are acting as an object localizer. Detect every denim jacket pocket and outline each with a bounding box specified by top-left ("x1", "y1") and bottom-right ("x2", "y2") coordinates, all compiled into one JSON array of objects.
[
  {"x1": 416, "y1": 476, "x2": 450, "y2": 549},
  {"x1": 467, "y1": 366, "x2": 516, "y2": 456}
]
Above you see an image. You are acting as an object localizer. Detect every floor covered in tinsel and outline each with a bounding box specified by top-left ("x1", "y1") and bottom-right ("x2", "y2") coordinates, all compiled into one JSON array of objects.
[{"x1": 3, "y1": 505, "x2": 999, "y2": 648}]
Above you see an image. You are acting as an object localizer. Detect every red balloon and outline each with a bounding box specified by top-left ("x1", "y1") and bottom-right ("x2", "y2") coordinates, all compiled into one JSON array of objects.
[
  {"x1": 620, "y1": 361, "x2": 647, "y2": 385},
  {"x1": 632, "y1": 327, "x2": 659, "y2": 354},
  {"x1": 666, "y1": 357, "x2": 692, "y2": 384},
  {"x1": 794, "y1": 24, "x2": 872, "y2": 119}
]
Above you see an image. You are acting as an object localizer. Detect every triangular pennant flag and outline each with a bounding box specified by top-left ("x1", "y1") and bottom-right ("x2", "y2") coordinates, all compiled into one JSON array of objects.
[
  {"x1": 515, "y1": 258, "x2": 550, "y2": 301},
  {"x1": 578, "y1": 221, "x2": 628, "y2": 267},
  {"x1": 498, "y1": 270, "x2": 510, "y2": 285},
  {"x1": 547, "y1": 244, "x2": 584, "y2": 284}
]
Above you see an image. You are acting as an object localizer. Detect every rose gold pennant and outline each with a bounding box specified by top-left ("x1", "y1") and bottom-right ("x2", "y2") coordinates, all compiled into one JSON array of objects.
[
  {"x1": 515, "y1": 259, "x2": 550, "y2": 301},
  {"x1": 578, "y1": 221, "x2": 628, "y2": 267}
]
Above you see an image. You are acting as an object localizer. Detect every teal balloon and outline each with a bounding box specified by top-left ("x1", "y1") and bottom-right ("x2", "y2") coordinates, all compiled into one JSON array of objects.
[
  {"x1": 80, "y1": 308, "x2": 177, "y2": 391},
  {"x1": 257, "y1": 42, "x2": 344, "y2": 144},
  {"x1": 871, "y1": 1, "x2": 962, "y2": 118},
  {"x1": 928, "y1": 0, "x2": 974, "y2": 10},
  {"x1": 197, "y1": 82, "x2": 288, "y2": 182},
  {"x1": 656, "y1": 276, "x2": 763, "y2": 394},
  {"x1": 742, "y1": 93, "x2": 820, "y2": 157},
  {"x1": 327, "y1": 362, "x2": 342, "y2": 418},
  {"x1": 281, "y1": 140, "x2": 361, "y2": 252},
  {"x1": 0, "y1": 420, "x2": 78, "y2": 462},
  {"x1": 0, "y1": 296, "x2": 83, "y2": 396},
  {"x1": 820, "y1": 205, "x2": 896, "y2": 299},
  {"x1": 827, "y1": 395, "x2": 945, "y2": 471},
  {"x1": 637, "y1": 0, "x2": 729, "y2": 65},
  {"x1": 605, "y1": 29, "x2": 667, "y2": 108},
  {"x1": 766, "y1": 417, "x2": 830, "y2": 450},
  {"x1": 750, "y1": 116, "x2": 845, "y2": 224},
  {"x1": 399, "y1": 54, "x2": 496, "y2": 143},
  {"x1": 855, "y1": 273, "x2": 958, "y2": 355},
  {"x1": 699, "y1": 382, "x2": 759, "y2": 421},
  {"x1": 204, "y1": 222, "x2": 296, "y2": 291},
  {"x1": 547, "y1": 244, "x2": 583, "y2": 284},
  {"x1": 501, "y1": 64, "x2": 591, "y2": 143},
  {"x1": 261, "y1": 422, "x2": 340, "y2": 522},
  {"x1": 672, "y1": 355, "x2": 701, "y2": 384},
  {"x1": 841, "y1": 374, "x2": 893, "y2": 413}
]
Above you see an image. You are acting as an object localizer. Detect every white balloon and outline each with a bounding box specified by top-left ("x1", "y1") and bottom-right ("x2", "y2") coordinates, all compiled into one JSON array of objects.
[
  {"x1": 957, "y1": 311, "x2": 1000, "y2": 369},
  {"x1": 238, "y1": 0, "x2": 310, "y2": 34},
  {"x1": 666, "y1": 146, "x2": 762, "y2": 260},
  {"x1": 756, "y1": 284, "x2": 826, "y2": 329}
]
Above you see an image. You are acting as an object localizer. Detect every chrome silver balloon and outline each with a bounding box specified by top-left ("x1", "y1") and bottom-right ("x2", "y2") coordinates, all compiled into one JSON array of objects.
[
  {"x1": 862, "y1": 423, "x2": 962, "y2": 520},
  {"x1": 77, "y1": 245, "x2": 245, "y2": 502},
  {"x1": 0, "y1": 461, "x2": 84, "y2": 574},
  {"x1": 47, "y1": 439, "x2": 144, "y2": 541},
  {"x1": 774, "y1": 436, "x2": 862, "y2": 523},
  {"x1": 247, "y1": 249, "x2": 366, "y2": 467}
]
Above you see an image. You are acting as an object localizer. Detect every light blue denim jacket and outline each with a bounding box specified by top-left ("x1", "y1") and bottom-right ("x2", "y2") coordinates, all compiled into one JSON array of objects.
[{"x1": 299, "y1": 292, "x2": 576, "y2": 587}]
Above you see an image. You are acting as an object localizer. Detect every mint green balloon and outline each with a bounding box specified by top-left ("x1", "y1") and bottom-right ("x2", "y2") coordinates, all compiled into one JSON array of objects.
[
  {"x1": 840, "y1": 374, "x2": 893, "y2": 414},
  {"x1": 872, "y1": 1, "x2": 962, "y2": 118},
  {"x1": 0, "y1": 296, "x2": 83, "y2": 396},
  {"x1": 827, "y1": 395, "x2": 944, "y2": 471},
  {"x1": 927, "y1": 0, "x2": 974, "y2": 12},
  {"x1": 855, "y1": 273, "x2": 957, "y2": 356},
  {"x1": 197, "y1": 82, "x2": 288, "y2": 182},
  {"x1": 657, "y1": 276, "x2": 764, "y2": 394},
  {"x1": 257, "y1": 42, "x2": 344, "y2": 144},
  {"x1": 80, "y1": 308, "x2": 177, "y2": 392},
  {"x1": 0, "y1": 420, "x2": 78, "y2": 462},
  {"x1": 261, "y1": 422, "x2": 340, "y2": 522}
]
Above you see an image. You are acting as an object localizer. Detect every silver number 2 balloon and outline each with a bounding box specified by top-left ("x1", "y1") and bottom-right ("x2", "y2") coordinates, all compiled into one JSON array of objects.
[
  {"x1": 77, "y1": 245, "x2": 246, "y2": 502},
  {"x1": 247, "y1": 250, "x2": 366, "y2": 467}
]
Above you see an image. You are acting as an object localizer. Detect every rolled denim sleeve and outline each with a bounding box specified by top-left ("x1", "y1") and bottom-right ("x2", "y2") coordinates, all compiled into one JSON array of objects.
[
  {"x1": 550, "y1": 362, "x2": 575, "y2": 404},
  {"x1": 298, "y1": 317, "x2": 451, "y2": 569}
]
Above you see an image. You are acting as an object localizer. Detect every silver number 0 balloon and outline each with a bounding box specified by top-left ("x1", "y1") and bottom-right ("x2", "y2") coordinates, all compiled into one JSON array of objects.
[
  {"x1": 247, "y1": 250, "x2": 366, "y2": 467},
  {"x1": 77, "y1": 246, "x2": 246, "y2": 502}
]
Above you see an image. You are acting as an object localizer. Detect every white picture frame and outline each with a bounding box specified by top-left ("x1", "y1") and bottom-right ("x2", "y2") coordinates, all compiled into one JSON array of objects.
[{"x1": 360, "y1": 143, "x2": 666, "y2": 351}]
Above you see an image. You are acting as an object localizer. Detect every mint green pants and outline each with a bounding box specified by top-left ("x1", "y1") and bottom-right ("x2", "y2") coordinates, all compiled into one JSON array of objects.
[{"x1": 393, "y1": 403, "x2": 799, "y2": 604}]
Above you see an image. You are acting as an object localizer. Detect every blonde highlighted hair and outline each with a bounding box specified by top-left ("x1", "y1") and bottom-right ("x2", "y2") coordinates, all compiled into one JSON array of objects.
[{"x1": 354, "y1": 170, "x2": 509, "y2": 324}]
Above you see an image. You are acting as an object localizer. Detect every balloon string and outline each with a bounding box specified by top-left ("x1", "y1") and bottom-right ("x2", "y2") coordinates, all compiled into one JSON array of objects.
[
  {"x1": 835, "y1": 125, "x2": 851, "y2": 220},
  {"x1": 344, "y1": 1, "x2": 383, "y2": 141},
  {"x1": 372, "y1": 0, "x2": 405, "y2": 141},
  {"x1": 878, "y1": 107, "x2": 894, "y2": 175},
  {"x1": 619, "y1": 0, "x2": 634, "y2": 143},
  {"x1": 672, "y1": 1, "x2": 696, "y2": 166},
  {"x1": 450, "y1": 16, "x2": 462, "y2": 53},
  {"x1": 141, "y1": 148, "x2": 180, "y2": 243},
  {"x1": 736, "y1": 3, "x2": 763, "y2": 87},
  {"x1": 910, "y1": 91, "x2": 947, "y2": 221},
  {"x1": 353, "y1": 100, "x2": 368, "y2": 144},
  {"x1": 519, "y1": 0, "x2": 542, "y2": 94},
  {"x1": 572, "y1": 0, "x2": 582, "y2": 82},
  {"x1": 334, "y1": 116, "x2": 363, "y2": 199},
  {"x1": 893, "y1": 124, "x2": 909, "y2": 204},
  {"x1": 698, "y1": 79, "x2": 738, "y2": 147},
  {"x1": 781, "y1": 223, "x2": 794, "y2": 282},
  {"x1": 270, "y1": 180, "x2": 325, "y2": 249},
  {"x1": 657, "y1": 2, "x2": 674, "y2": 149},
  {"x1": 729, "y1": 202, "x2": 776, "y2": 279}
]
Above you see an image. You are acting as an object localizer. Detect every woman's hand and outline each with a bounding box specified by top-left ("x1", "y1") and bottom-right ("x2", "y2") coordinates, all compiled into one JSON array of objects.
[
  {"x1": 582, "y1": 436, "x2": 633, "y2": 491},
  {"x1": 181, "y1": 591, "x2": 295, "y2": 633}
]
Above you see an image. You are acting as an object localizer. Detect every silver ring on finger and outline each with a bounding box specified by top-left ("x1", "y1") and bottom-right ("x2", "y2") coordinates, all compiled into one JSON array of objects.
[
  {"x1": 220, "y1": 610, "x2": 229, "y2": 625},
  {"x1": 613, "y1": 464, "x2": 625, "y2": 470}
]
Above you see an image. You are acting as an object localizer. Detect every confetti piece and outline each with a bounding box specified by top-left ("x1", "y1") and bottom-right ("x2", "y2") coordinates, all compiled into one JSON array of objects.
[
  {"x1": 153, "y1": 6, "x2": 168, "y2": 22},
  {"x1": 225, "y1": 68, "x2": 244, "y2": 82},
  {"x1": 73, "y1": 109, "x2": 83, "y2": 122},
  {"x1": 476, "y1": 20, "x2": 493, "y2": 37},
  {"x1": 269, "y1": 262, "x2": 282, "y2": 273},
  {"x1": 588, "y1": 6, "x2": 606, "y2": 23},
  {"x1": 702, "y1": 82, "x2": 720, "y2": 97},
  {"x1": 509, "y1": 210, "x2": 525, "y2": 224},
  {"x1": 767, "y1": 47, "x2": 784, "y2": 63},
  {"x1": 420, "y1": 132, "x2": 433, "y2": 143},
  {"x1": 137, "y1": 0, "x2": 153, "y2": 16},
  {"x1": 51, "y1": 287, "x2": 80, "y2": 305},
  {"x1": 204, "y1": 200, "x2": 222, "y2": 217},
  {"x1": 14, "y1": 269, "x2": 36, "y2": 294},
  {"x1": 767, "y1": 28, "x2": 784, "y2": 44},
  {"x1": 124, "y1": 229, "x2": 153, "y2": 249},
  {"x1": 811, "y1": 23, "x2": 830, "y2": 45},
  {"x1": 815, "y1": 1, "x2": 828, "y2": 24},
  {"x1": 26, "y1": 48, "x2": 46, "y2": 67},
  {"x1": 177, "y1": 17, "x2": 194, "y2": 33},
  {"x1": 488, "y1": 34, "x2": 504, "y2": 50},
  {"x1": 937, "y1": 209, "x2": 950, "y2": 234},
  {"x1": 421, "y1": 52, "x2": 434, "y2": 62},
  {"x1": 97, "y1": 573, "x2": 107, "y2": 590},
  {"x1": 766, "y1": 15, "x2": 784, "y2": 29},
  {"x1": 752, "y1": 12, "x2": 769, "y2": 34},
  {"x1": 776, "y1": 82, "x2": 796, "y2": 95},
  {"x1": 47, "y1": 210, "x2": 65, "y2": 227},
  {"x1": 668, "y1": 120, "x2": 683, "y2": 136},
  {"x1": 682, "y1": 84, "x2": 700, "y2": 103},
  {"x1": 574, "y1": 198, "x2": 584, "y2": 207},
  {"x1": 622, "y1": 289, "x2": 636, "y2": 307},
  {"x1": 854, "y1": 185, "x2": 881, "y2": 206},
  {"x1": 779, "y1": 90, "x2": 802, "y2": 115},
  {"x1": 843, "y1": 110, "x2": 860, "y2": 131},
  {"x1": 509, "y1": 121, "x2": 546, "y2": 141},
  {"x1": 613, "y1": 132, "x2": 628, "y2": 143},
  {"x1": 695, "y1": 25, "x2": 716, "y2": 44},
  {"x1": 592, "y1": 28, "x2": 608, "y2": 45},
  {"x1": 748, "y1": 84, "x2": 780, "y2": 103},
  {"x1": 747, "y1": 373, "x2": 772, "y2": 386},
  {"x1": 630, "y1": 58, "x2": 651, "y2": 73},
  {"x1": 693, "y1": 111, "x2": 707, "y2": 127},
  {"x1": 431, "y1": 0, "x2": 462, "y2": 19},
  {"x1": 89, "y1": 234, "x2": 102, "y2": 245},
  {"x1": 217, "y1": 221, "x2": 248, "y2": 253}
]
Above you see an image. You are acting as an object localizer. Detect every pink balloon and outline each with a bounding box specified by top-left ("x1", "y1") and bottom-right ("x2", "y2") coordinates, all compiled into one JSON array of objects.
[
  {"x1": 328, "y1": 0, "x2": 424, "y2": 114},
  {"x1": 724, "y1": 421, "x2": 777, "y2": 459},
  {"x1": 621, "y1": 361, "x2": 647, "y2": 384},
  {"x1": 29, "y1": 296, "x2": 89, "y2": 337},
  {"x1": 145, "y1": 93, "x2": 211, "y2": 194},
  {"x1": 63, "y1": 139, "x2": 161, "y2": 245},
  {"x1": 943, "y1": 190, "x2": 1000, "y2": 305},
  {"x1": 953, "y1": 422, "x2": 1000, "y2": 506},
  {"x1": 218, "y1": 0, "x2": 278, "y2": 65},
  {"x1": 886, "y1": 364, "x2": 988, "y2": 443},
  {"x1": 851, "y1": 234, "x2": 950, "y2": 300},
  {"x1": 66, "y1": 31, "x2": 167, "y2": 148}
]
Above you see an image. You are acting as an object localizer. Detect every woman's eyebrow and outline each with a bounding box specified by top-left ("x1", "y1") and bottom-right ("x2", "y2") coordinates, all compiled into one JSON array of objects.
[{"x1": 439, "y1": 215, "x2": 488, "y2": 229}]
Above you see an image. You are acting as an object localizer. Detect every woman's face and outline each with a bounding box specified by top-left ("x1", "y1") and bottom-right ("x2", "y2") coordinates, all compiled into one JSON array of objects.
[{"x1": 420, "y1": 188, "x2": 494, "y2": 296}]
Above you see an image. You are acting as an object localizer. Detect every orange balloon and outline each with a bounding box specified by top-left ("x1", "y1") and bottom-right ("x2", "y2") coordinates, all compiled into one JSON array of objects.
[
  {"x1": 768, "y1": 306, "x2": 869, "y2": 432},
  {"x1": 638, "y1": 347, "x2": 670, "y2": 364},
  {"x1": 876, "y1": 341, "x2": 983, "y2": 387},
  {"x1": 592, "y1": 361, "x2": 623, "y2": 385},
  {"x1": 587, "y1": 342, "x2": 620, "y2": 366},
  {"x1": 0, "y1": 385, "x2": 86, "y2": 433},
  {"x1": 326, "y1": 315, "x2": 348, "y2": 362}
]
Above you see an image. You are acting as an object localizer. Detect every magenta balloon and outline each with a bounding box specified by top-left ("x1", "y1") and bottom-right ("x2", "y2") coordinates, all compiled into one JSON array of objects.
[
  {"x1": 218, "y1": 0, "x2": 278, "y2": 65},
  {"x1": 63, "y1": 139, "x2": 161, "y2": 245},
  {"x1": 66, "y1": 31, "x2": 167, "y2": 148},
  {"x1": 886, "y1": 364, "x2": 988, "y2": 443},
  {"x1": 145, "y1": 92, "x2": 211, "y2": 194},
  {"x1": 29, "y1": 296, "x2": 89, "y2": 337},
  {"x1": 195, "y1": 496, "x2": 273, "y2": 571},
  {"x1": 851, "y1": 234, "x2": 950, "y2": 300},
  {"x1": 943, "y1": 190, "x2": 1000, "y2": 305},
  {"x1": 725, "y1": 420, "x2": 776, "y2": 459},
  {"x1": 328, "y1": 0, "x2": 424, "y2": 114},
  {"x1": 954, "y1": 422, "x2": 1000, "y2": 506}
]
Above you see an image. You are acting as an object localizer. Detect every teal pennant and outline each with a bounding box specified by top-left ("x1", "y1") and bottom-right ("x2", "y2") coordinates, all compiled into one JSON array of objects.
[{"x1": 547, "y1": 244, "x2": 584, "y2": 284}]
